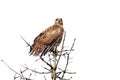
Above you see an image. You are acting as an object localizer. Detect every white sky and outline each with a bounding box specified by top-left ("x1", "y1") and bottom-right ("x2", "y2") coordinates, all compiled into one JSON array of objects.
[{"x1": 0, "y1": 0, "x2": 120, "y2": 80}]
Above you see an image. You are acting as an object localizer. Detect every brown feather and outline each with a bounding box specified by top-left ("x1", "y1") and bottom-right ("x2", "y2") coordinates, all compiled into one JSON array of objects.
[{"x1": 29, "y1": 18, "x2": 64, "y2": 56}]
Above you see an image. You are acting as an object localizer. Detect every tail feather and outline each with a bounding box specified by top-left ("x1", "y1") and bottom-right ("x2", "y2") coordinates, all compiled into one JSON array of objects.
[
  {"x1": 29, "y1": 43, "x2": 45, "y2": 56},
  {"x1": 41, "y1": 39, "x2": 58, "y2": 57},
  {"x1": 29, "y1": 35, "x2": 61, "y2": 56},
  {"x1": 41, "y1": 45, "x2": 52, "y2": 56}
]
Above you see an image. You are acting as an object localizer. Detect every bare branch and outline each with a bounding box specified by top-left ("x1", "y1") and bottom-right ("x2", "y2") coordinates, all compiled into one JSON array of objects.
[
  {"x1": 48, "y1": 53, "x2": 52, "y2": 65},
  {"x1": 44, "y1": 75, "x2": 47, "y2": 80},
  {"x1": 61, "y1": 38, "x2": 76, "y2": 79},
  {"x1": 20, "y1": 35, "x2": 31, "y2": 47},
  {"x1": 1, "y1": 60, "x2": 32, "y2": 80},
  {"x1": 57, "y1": 76, "x2": 72, "y2": 80},
  {"x1": 21, "y1": 65, "x2": 51, "y2": 74},
  {"x1": 2, "y1": 33, "x2": 76, "y2": 80},
  {"x1": 29, "y1": 73, "x2": 32, "y2": 79},
  {"x1": 41, "y1": 65, "x2": 51, "y2": 72},
  {"x1": 57, "y1": 49, "x2": 74, "y2": 53},
  {"x1": 68, "y1": 38, "x2": 76, "y2": 55},
  {"x1": 65, "y1": 72, "x2": 76, "y2": 74},
  {"x1": 41, "y1": 57, "x2": 53, "y2": 69},
  {"x1": 56, "y1": 31, "x2": 66, "y2": 68},
  {"x1": 1, "y1": 60, "x2": 22, "y2": 76}
]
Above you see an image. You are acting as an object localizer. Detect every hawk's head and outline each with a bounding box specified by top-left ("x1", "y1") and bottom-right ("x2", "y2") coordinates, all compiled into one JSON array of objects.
[{"x1": 55, "y1": 18, "x2": 63, "y2": 26}]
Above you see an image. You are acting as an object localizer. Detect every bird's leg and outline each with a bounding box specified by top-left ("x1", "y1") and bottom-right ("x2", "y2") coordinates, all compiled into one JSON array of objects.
[{"x1": 53, "y1": 46, "x2": 58, "y2": 57}]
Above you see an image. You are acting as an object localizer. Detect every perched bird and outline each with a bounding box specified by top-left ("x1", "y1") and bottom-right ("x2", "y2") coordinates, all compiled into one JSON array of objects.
[{"x1": 29, "y1": 18, "x2": 64, "y2": 57}]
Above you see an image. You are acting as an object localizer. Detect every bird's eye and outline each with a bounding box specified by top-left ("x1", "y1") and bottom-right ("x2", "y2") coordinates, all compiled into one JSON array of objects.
[
  {"x1": 60, "y1": 19, "x2": 63, "y2": 21},
  {"x1": 55, "y1": 19, "x2": 58, "y2": 21}
]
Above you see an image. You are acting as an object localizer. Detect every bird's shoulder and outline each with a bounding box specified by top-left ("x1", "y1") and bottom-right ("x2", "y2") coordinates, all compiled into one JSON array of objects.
[{"x1": 33, "y1": 24, "x2": 63, "y2": 43}]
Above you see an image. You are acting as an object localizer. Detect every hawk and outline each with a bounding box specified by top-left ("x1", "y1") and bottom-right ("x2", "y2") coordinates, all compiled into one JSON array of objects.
[{"x1": 29, "y1": 18, "x2": 64, "y2": 57}]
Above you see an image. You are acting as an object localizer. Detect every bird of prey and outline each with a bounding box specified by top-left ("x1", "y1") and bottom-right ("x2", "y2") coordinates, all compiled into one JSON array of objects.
[{"x1": 29, "y1": 18, "x2": 64, "y2": 57}]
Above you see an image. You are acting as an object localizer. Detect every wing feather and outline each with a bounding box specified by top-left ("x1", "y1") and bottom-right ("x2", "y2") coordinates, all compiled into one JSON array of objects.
[{"x1": 29, "y1": 24, "x2": 64, "y2": 56}]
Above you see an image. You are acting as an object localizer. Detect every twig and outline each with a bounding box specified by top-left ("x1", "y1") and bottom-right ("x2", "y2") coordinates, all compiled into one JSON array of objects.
[
  {"x1": 68, "y1": 38, "x2": 76, "y2": 55},
  {"x1": 1, "y1": 60, "x2": 22, "y2": 76},
  {"x1": 56, "y1": 31, "x2": 66, "y2": 68},
  {"x1": 48, "y1": 53, "x2": 52, "y2": 65},
  {"x1": 61, "y1": 38, "x2": 76, "y2": 79},
  {"x1": 41, "y1": 57, "x2": 53, "y2": 69},
  {"x1": 20, "y1": 35, "x2": 31, "y2": 47},
  {"x1": 58, "y1": 68, "x2": 76, "y2": 74},
  {"x1": 65, "y1": 72, "x2": 76, "y2": 74},
  {"x1": 57, "y1": 76, "x2": 72, "y2": 80},
  {"x1": 29, "y1": 73, "x2": 32, "y2": 79},
  {"x1": 21, "y1": 65, "x2": 51, "y2": 74},
  {"x1": 44, "y1": 75, "x2": 47, "y2": 80},
  {"x1": 41, "y1": 65, "x2": 51, "y2": 72},
  {"x1": 1, "y1": 60, "x2": 32, "y2": 80},
  {"x1": 57, "y1": 49, "x2": 74, "y2": 53}
]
